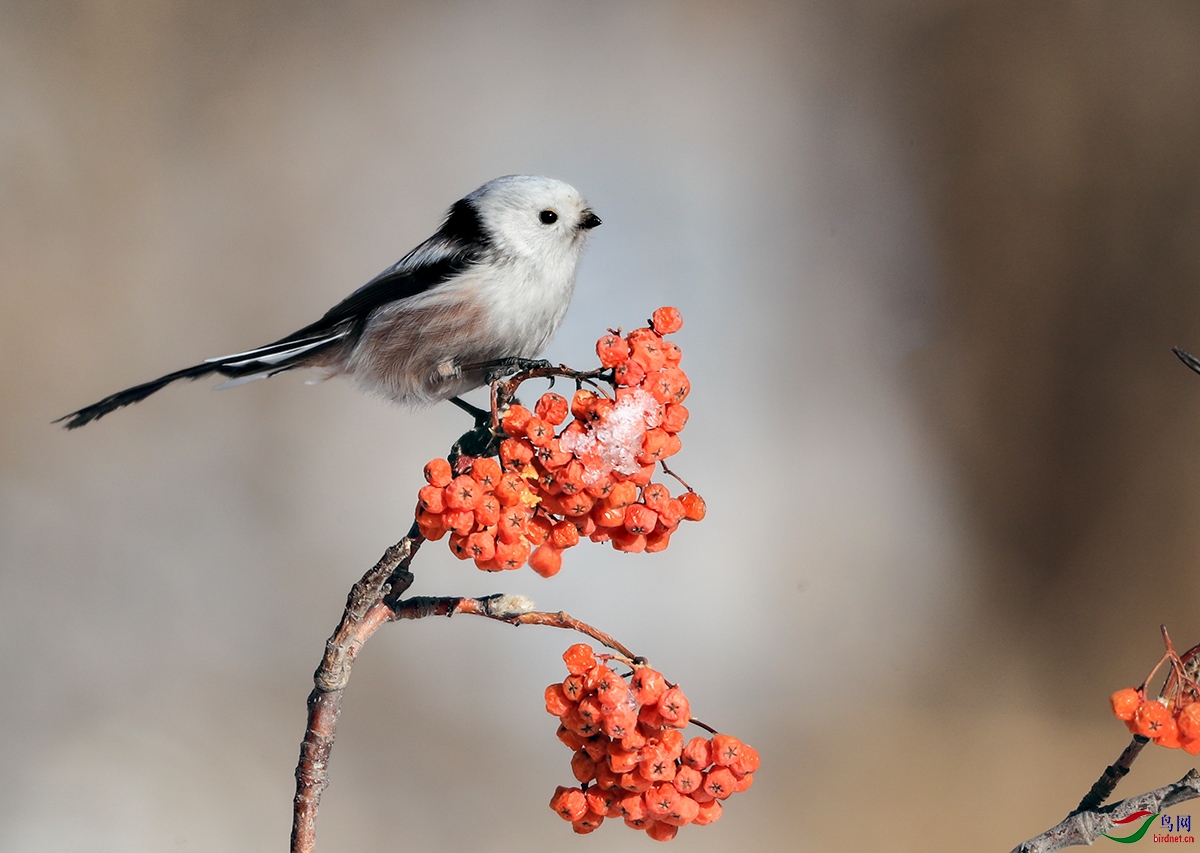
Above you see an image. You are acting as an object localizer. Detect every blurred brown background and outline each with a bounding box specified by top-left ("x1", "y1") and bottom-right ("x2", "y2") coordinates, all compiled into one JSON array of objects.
[{"x1": 5, "y1": 1, "x2": 1200, "y2": 850}]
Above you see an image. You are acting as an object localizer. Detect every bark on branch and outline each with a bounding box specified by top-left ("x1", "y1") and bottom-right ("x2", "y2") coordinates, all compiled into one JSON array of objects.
[{"x1": 1011, "y1": 769, "x2": 1200, "y2": 853}]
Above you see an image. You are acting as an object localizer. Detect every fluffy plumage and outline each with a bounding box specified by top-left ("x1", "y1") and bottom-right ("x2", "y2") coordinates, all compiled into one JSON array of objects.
[{"x1": 58, "y1": 175, "x2": 600, "y2": 428}]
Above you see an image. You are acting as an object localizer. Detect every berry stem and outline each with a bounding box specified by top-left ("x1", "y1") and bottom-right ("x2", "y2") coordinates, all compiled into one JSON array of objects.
[{"x1": 387, "y1": 593, "x2": 639, "y2": 663}]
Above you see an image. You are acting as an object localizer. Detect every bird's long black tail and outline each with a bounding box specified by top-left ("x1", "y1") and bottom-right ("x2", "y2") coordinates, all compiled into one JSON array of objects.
[
  {"x1": 55, "y1": 323, "x2": 355, "y2": 429},
  {"x1": 56, "y1": 360, "x2": 275, "y2": 429}
]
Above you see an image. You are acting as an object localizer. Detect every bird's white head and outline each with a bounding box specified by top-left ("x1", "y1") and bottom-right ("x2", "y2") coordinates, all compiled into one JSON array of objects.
[{"x1": 467, "y1": 175, "x2": 601, "y2": 265}]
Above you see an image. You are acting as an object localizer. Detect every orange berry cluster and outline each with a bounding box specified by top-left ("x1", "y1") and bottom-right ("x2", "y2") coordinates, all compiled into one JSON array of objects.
[
  {"x1": 1111, "y1": 686, "x2": 1200, "y2": 754},
  {"x1": 414, "y1": 306, "x2": 705, "y2": 575},
  {"x1": 546, "y1": 643, "x2": 757, "y2": 841}
]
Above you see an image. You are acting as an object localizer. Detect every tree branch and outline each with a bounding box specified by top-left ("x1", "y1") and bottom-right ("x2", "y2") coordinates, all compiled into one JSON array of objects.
[
  {"x1": 1011, "y1": 769, "x2": 1200, "y2": 853},
  {"x1": 290, "y1": 525, "x2": 423, "y2": 853}
]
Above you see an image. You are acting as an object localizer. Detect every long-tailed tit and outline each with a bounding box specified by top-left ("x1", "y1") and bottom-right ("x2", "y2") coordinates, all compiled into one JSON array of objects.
[{"x1": 58, "y1": 175, "x2": 601, "y2": 429}]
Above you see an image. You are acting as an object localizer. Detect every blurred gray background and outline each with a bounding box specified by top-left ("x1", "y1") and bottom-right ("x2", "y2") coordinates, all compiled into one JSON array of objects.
[{"x1": 5, "y1": 1, "x2": 1200, "y2": 850}]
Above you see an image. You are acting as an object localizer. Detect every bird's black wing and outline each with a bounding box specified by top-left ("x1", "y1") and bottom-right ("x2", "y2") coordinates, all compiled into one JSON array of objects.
[
  {"x1": 57, "y1": 197, "x2": 491, "y2": 429},
  {"x1": 275, "y1": 197, "x2": 492, "y2": 342}
]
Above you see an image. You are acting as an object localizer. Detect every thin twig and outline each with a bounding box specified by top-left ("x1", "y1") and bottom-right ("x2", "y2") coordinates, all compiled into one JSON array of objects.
[
  {"x1": 1071, "y1": 734, "x2": 1150, "y2": 814},
  {"x1": 1011, "y1": 769, "x2": 1200, "y2": 853},
  {"x1": 290, "y1": 525, "x2": 423, "y2": 853},
  {"x1": 388, "y1": 593, "x2": 640, "y2": 662}
]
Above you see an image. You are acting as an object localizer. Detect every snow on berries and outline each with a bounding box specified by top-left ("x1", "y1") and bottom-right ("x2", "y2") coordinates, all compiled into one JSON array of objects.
[
  {"x1": 413, "y1": 307, "x2": 704, "y2": 574},
  {"x1": 546, "y1": 644, "x2": 757, "y2": 839}
]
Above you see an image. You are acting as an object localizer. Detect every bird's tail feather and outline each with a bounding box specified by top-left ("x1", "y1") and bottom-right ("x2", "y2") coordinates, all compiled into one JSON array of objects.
[{"x1": 56, "y1": 330, "x2": 349, "y2": 429}]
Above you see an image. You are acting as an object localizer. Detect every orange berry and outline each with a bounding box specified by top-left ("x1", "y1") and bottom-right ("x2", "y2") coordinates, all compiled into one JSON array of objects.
[
  {"x1": 680, "y1": 492, "x2": 706, "y2": 521},
  {"x1": 537, "y1": 440, "x2": 572, "y2": 470},
  {"x1": 497, "y1": 506, "x2": 530, "y2": 543},
  {"x1": 656, "y1": 498, "x2": 685, "y2": 531},
  {"x1": 558, "y1": 491, "x2": 596, "y2": 518},
  {"x1": 448, "y1": 532, "x2": 471, "y2": 560},
  {"x1": 651, "y1": 306, "x2": 684, "y2": 335},
  {"x1": 672, "y1": 765, "x2": 703, "y2": 795},
  {"x1": 617, "y1": 790, "x2": 648, "y2": 820},
  {"x1": 501, "y1": 404, "x2": 532, "y2": 437},
  {"x1": 1178, "y1": 702, "x2": 1200, "y2": 739},
  {"x1": 638, "y1": 429, "x2": 669, "y2": 465},
  {"x1": 535, "y1": 392, "x2": 570, "y2": 425},
  {"x1": 546, "y1": 683, "x2": 575, "y2": 716},
  {"x1": 562, "y1": 673, "x2": 587, "y2": 701},
  {"x1": 554, "y1": 460, "x2": 587, "y2": 494},
  {"x1": 473, "y1": 493, "x2": 500, "y2": 528},
  {"x1": 627, "y1": 463, "x2": 656, "y2": 486},
  {"x1": 557, "y1": 723, "x2": 585, "y2": 751},
  {"x1": 733, "y1": 772, "x2": 754, "y2": 793},
  {"x1": 423, "y1": 457, "x2": 452, "y2": 488},
  {"x1": 692, "y1": 799, "x2": 722, "y2": 826},
  {"x1": 585, "y1": 787, "x2": 621, "y2": 818},
  {"x1": 494, "y1": 537, "x2": 531, "y2": 570},
  {"x1": 492, "y1": 472, "x2": 527, "y2": 507},
  {"x1": 645, "y1": 821, "x2": 678, "y2": 841},
  {"x1": 460, "y1": 530, "x2": 494, "y2": 562},
  {"x1": 710, "y1": 734, "x2": 743, "y2": 766},
  {"x1": 1156, "y1": 716, "x2": 1183, "y2": 749},
  {"x1": 631, "y1": 668, "x2": 667, "y2": 705},
  {"x1": 601, "y1": 706, "x2": 638, "y2": 741},
  {"x1": 638, "y1": 744, "x2": 677, "y2": 782},
  {"x1": 624, "y1": 504, "x2": 659, "y2": 536},
  {"x1": 499, "y1": 437, "x2": 535, "y2": 470},
  {"x1": 525, "y1": 417, "x2": 554, "y2": 447},
  {"x1": 641, "y1": 482, "x2": 671, "y2": 514},
  {"x1": 596, "y1": 333, "x2": 630, "y2": 368},
  {"x1": 550, "y1": 785, "x2": 588, "y2": 822},
  {"x1": 610, "y1": 529, "x2": 647, "y2": 553},
  {"x1": 563, "y1": 643, "x2": 596, "y2": 676},
  {"x1": 657, "y1": 687, "x2": 691, "y2": 727},
  {"x1": 659, "y1": 794, "x2": 700, "y2": 827},
  {"x1": 442, "y1": 509, "x2": 476, "y2": 535},
  {"x1": 415, "y1": 516, "x2": 447, "y2": 542},
  {"x1": 606, "y1": 480, "x2": 639, "y2": 509},
  {"x1": 417, "y1": 484, "x2": 445, "y2": 513},
  {"x1": 444, "y1": 475, "x2": 482, "y2": 511},
  {"x1": 469, "y1": 456, "x2": 502, "y2": 488},
  {"x1": 572, "y1": 811, "x2": 605, "y2": 834},
  {"x1": 572, "y1": 749, "x2": 598, "y2": 783},
  {"x1": 529, "y1": 543, "x2": 564, "y2": 578},
  {"x1": 571, "y1": 389, "x2": 600, "y2": 420},
  {"x1": 594, "y1": 762, "x2": 620, "y2": 791},
  {"x1": 661, "y1": 403, "x2": 689, "y2": 434},
  {"x1": 659, "y1": 366, "x2": 690, "y2": 403},
  {"x1": 643, "y1": 781, "x2": 683, "y2": 817},
  {"x1": 550, "y1": 519, "x2": 581, "y2": 549},
  {"x1": 607, "y1": 741, "x2": 641, "y2": 774},
  {"x1": 1135, "y1": 700, "x2": 1172, "y2": 737},
  {"x1": 629, "y1": 330, "x2": 667, "y2": 373},
  {"x1": 593, "y1": 503, "x2": 628, "y2": 528},
  {"x1": 729, "y1": 744, "x2": 761, "y2": 776},
  {"x1": 1110, "y1": 687, "x2": 1141, "y2": 721},
  {"x1": 701, "y1": 767, "x2": 737, "y2": 800},
  {"x1": 1184, "y1": 737, "x2": 1200, "y2": 756},
  {"x1": 645, "y1": 528, "x2": 672, "y2": 553},
  {"x1": 614, "y1": 359, "x2": 646, "y2": 387},
  {"x1": 526, "y1": 512, "x2": 552, "y2": 545}
]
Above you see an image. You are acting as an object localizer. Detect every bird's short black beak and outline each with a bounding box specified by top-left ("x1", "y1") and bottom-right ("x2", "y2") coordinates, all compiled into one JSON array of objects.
[{"x1": 579, "y1": 210, "x2": 602, "y2": 230}]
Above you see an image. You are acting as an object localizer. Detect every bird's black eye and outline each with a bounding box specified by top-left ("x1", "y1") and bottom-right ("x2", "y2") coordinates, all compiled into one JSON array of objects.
[{"x1": 539, "y1": 209, "x2": 558, "y2": 224}]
